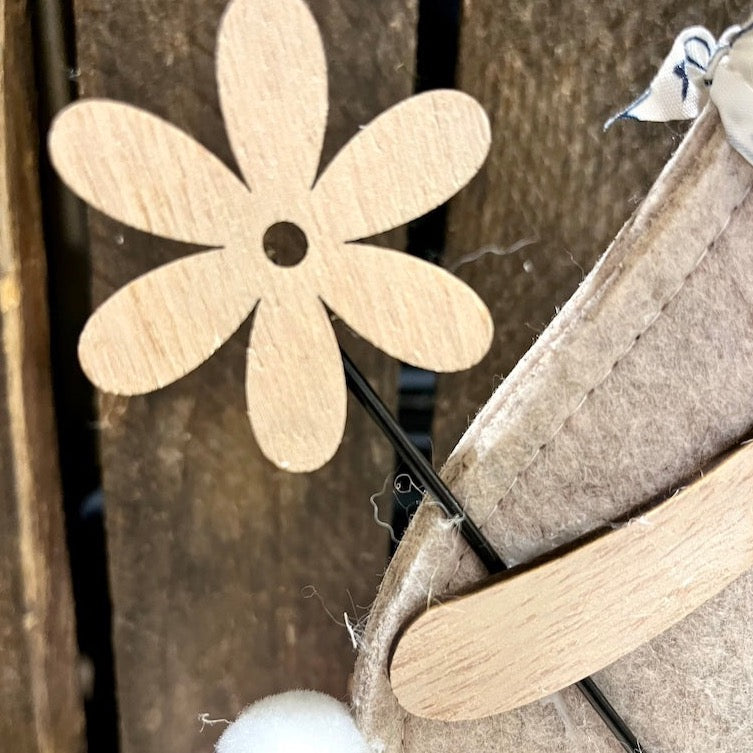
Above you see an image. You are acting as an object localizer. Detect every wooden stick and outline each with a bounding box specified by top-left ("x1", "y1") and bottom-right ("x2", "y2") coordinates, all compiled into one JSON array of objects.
[{"x1": 390, "y1": 441, "x2": 753, "y2": 722}]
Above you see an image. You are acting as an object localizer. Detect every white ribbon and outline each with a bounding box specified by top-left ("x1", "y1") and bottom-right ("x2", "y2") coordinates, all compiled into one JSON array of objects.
[{"x1": 607, "y1": 23, "x2": 753, "y2": 167}]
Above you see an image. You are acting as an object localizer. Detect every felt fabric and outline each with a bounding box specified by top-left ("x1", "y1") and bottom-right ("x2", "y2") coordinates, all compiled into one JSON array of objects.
[
  {"x1": 432, "y1": 0, "x2": 751, "y2": 464},
  {"x1": 353, "y1": 106, "x2": 753, "y2": 752}
]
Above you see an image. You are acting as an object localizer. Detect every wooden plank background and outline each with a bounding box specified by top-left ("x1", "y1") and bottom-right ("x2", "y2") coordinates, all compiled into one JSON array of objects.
[
  {"x1": 0, "y1": 1, "x2": 83, "y2": 752},
  {"x1": 3, "y1": 2, "x2": 749, "y2": 753},
  {"x1": 73, "y1": 2, "x2": 416, "y2": 753}
]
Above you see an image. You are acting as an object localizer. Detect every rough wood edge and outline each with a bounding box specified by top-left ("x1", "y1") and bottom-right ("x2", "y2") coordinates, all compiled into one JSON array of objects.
[{"x1": 0, "y1": 1, "x2": 84, "y2": 750}]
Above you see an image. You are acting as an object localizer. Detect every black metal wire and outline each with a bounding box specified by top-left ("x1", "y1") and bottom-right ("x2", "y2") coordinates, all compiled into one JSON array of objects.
[
  {"x1": 342, "y1": 347, "x2": 644, "y2": 753},
  {"x1": 578, "y1": 677, "x2": 643, "y2": 753}
]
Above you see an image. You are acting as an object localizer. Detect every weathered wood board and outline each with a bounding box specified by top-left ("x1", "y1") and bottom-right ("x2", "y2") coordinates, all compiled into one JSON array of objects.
[
  {"x1": 73, "y1": 1, "x2": 417, "y2": 752},
  {"x1": 0, "y1": 1, "x2": 84, "y2": 751},
  {"x1": 434, "y1": 0, "x2": 753, "y2": 458}
]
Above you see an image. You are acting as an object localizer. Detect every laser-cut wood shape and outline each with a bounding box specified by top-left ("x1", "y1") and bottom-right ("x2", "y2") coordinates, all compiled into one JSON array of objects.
[
  {"x1": 390, "y1": 440, "x2": 753, "y2": 721},
  {"x1": 48, "y1": 0, "x2": 493, "y2": 472}
]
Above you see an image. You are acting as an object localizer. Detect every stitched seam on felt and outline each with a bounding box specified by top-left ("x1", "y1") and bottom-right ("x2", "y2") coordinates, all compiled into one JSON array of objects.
[{"x1": 445, "y1": 180, "x2": 753, "y2": 589}]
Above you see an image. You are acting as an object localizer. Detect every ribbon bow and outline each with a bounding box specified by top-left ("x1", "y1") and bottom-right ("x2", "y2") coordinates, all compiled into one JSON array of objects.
[{"x1": 607, "y1": 23, "x2": 753, "y2": 167}]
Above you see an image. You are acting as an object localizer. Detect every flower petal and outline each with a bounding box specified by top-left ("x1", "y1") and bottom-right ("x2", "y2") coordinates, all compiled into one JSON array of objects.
[
  {"x1": 246, "y1": 294, "x2": 346, "y2": 472},
  {"x1": 312, "y1": 90, "x2": 490, "y2": 240},
  {"x1": 79, "y1": 249, "x2": 258, "y2": 393},
  {"x1": 49, "y1": 100, "x2": 252, "y2": 245},
  {"x1": 318, "y1": 244, "x2": 493, "y2": 371},
  {"x1": 217, "y1": 0, "x2": 328, "y2": 193}
]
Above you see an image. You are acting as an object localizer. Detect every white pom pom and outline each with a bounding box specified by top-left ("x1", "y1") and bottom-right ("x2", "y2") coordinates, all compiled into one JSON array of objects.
[{"x1": 215, "y1": 690, "x2": 371, "y2": 753}]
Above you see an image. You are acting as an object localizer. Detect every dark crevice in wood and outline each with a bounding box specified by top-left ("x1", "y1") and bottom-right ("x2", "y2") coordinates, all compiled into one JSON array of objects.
[
  {"x1": 392, "y1": 0, "x2": 461, "y2": 546},
  {"x1": 30, "y1": 1, "x2": 118, "y2": 750}
]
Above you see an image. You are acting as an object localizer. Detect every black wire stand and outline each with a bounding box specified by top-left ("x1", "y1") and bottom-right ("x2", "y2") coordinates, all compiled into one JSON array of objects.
[{"x1": 342, "y1": 347, "x2": 645, "y2": 753}]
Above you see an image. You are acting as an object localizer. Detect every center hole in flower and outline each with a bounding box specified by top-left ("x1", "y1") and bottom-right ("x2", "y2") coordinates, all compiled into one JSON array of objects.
[{"x1": 262, "y1": 222, "x2": 308, "y2": 267}]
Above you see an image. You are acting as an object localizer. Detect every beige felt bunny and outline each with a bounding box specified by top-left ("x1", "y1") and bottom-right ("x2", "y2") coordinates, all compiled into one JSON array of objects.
[
  {"x1": 215, "y1": 89, "x2": 753, "y2": 753},
  {"x1": 353, "y1": 105, "x2": 753, "y2": 753}
]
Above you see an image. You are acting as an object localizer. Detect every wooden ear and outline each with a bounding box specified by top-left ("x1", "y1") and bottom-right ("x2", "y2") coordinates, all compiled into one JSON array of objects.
[{"x1": 389, "y1": 440, "x2": 753, "y2": 722}]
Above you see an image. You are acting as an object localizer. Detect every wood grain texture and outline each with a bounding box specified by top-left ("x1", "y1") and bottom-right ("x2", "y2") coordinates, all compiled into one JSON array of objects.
[
  {"x1": 72, "y1": 0, "x2": 417, "y2": 751},
  {"x1": 52, "y1": 0, "x2": 491, "y2": 471},
  {"x1": 390, "y1": 442, "x2": 753, "y2": 721},
  {"x1": 433, "y1": 0, "x2": 753, "y2": 458},
  {"x1": 0, "y1": 1, "x2": 84, "y2": 751}
]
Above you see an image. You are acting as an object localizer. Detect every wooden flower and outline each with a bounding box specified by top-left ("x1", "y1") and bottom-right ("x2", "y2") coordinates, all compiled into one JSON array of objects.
[{"x1": 49, "y1": 0, "x2": 493, "y2": 471}]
